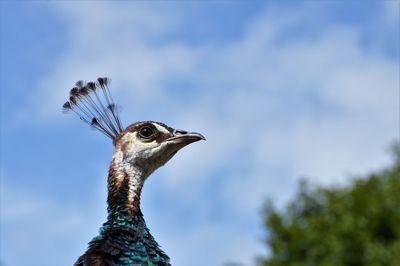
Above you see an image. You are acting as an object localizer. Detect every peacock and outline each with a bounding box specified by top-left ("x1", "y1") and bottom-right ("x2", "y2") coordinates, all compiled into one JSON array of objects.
[{"x1": 63, "y1": 77, "x2": 205, "y2": 266}]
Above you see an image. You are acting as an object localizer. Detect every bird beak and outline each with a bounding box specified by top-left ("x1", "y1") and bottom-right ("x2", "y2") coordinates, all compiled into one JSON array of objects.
[{"x1": 166, "y1": 130, "x2": 206, "y2": 145}]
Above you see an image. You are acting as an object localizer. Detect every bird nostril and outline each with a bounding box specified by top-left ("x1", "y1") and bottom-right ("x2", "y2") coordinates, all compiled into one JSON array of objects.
[{"x1": 175, "y1": 129, "x2": 188, "y2": 135}]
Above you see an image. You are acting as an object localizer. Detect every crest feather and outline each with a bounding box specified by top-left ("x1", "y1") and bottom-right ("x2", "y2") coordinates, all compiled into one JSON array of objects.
[{"x1": 62, "y1": 77, "x2": 124, "y2": 142}]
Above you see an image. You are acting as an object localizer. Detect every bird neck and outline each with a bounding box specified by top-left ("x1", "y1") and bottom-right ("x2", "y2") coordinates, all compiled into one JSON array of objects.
[{"x1": 106, "y1": 149, "x2": 151, "y2": 227}]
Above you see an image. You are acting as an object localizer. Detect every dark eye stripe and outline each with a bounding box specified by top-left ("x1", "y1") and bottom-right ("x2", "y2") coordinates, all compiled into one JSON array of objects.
[{"x1": 117, "y1": 121, "x2": 174, "y2": 144}]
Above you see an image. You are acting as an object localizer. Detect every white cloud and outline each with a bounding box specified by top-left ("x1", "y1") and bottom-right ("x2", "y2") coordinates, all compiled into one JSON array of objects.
[
  {"x1": 381, "y1": 1, "x2": 399, "y2": 27},
  {"x1": 27, "y1": 2, "x2": 199, "y2": 122},
  {"x1": 0, "y1": 176, "x2": 111, "y2": 266},
  {"x1": 0, "y1": 183, "x2": 104, "y2": 266},
  {"x1": 13, "y1": 2, "x2": 399, "y2": 266}
]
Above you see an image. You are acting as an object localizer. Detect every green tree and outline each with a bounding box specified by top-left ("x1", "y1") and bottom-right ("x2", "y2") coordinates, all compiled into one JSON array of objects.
[{"x1": 259, "y1": 144, "x2": 400, "y2": 266}]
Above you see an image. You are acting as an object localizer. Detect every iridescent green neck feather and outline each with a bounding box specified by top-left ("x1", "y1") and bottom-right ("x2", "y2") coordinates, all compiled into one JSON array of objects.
[{"x1": 75, "y1": 151, "x2": 171, "y2": 266}]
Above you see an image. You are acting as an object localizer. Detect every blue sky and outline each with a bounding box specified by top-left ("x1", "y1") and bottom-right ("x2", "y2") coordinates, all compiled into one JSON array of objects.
[{"x1": 0, "y1": 1, "x2": 398, "y2": 266}]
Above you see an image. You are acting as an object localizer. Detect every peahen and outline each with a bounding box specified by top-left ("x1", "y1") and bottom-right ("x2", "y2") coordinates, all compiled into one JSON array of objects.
[{"x1": 63, "y1": 78, "x2": 205, "y2": 266}]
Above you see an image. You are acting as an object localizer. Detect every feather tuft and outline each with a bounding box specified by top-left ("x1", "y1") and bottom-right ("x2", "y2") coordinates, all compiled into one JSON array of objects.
[
  {"x1": 69, "y1": 96, "x2": 77, "y2": 105},
  {"x1": 70, "y1": 87, "x2": 79, "y2": 97},
  {"x1": 97, "y1": 77, "x2": 105, "y2": 87},
  {"x1": 87, "y1": 82, "x2": 96, "y2": 91},
  {"x1": 91, "y1": 117, "x2": 99, "y2": 126},
  {"x1": 97, "y1": 77, "x2": 110, "y2": 87},
  {"x1": 62, "y1": 101, "x2": 72, "y2": 113},
  {"x1": 62, "y1": 77, "x2": 124, "y2": 143},
  {"x1": 79, "y1": 86, "x2": 89, "y2": 96},
  {"x1": 75, "y1": 80, "x2": 85, "y2": 88}
]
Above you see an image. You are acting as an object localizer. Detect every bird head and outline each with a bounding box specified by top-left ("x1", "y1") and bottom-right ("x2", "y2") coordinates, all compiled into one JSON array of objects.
[
  {"x1": 62, "y1": 77, "x2": 205, "y2": 175},
  {"x1": 114, "y1": 121, "x2": 205, "y2": 174}
]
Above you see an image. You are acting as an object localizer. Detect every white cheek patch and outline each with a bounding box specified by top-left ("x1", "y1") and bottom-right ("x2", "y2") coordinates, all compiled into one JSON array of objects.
[
  {"x1": 125, "y1": 132, "x2": 135, "y2": 142},
  {"x1": 122, "y1": 133, "x2": 159, "y2": 163},
  {"x1": 153, "y1": 123, "x2": 171, "y2": 135},
  {"x1": 125, "y1": 132, "x2": 156, "y2": 147}
]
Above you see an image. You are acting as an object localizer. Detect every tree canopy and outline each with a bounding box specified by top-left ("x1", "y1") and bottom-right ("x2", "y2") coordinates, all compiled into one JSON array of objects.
[{"x1": 259, "y1": 144, "x2": 400, "y2": 266}]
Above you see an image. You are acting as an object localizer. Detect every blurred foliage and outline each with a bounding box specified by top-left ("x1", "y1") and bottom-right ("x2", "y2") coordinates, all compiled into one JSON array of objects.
[{"x1": 258, "y1": 143, "x2": 400, "y2": 266}]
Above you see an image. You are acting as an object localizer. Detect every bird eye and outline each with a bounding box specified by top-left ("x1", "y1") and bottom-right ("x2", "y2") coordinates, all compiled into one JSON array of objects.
[{"x1": 138, "y1": 126, "x2": 155, "y2": 139}]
